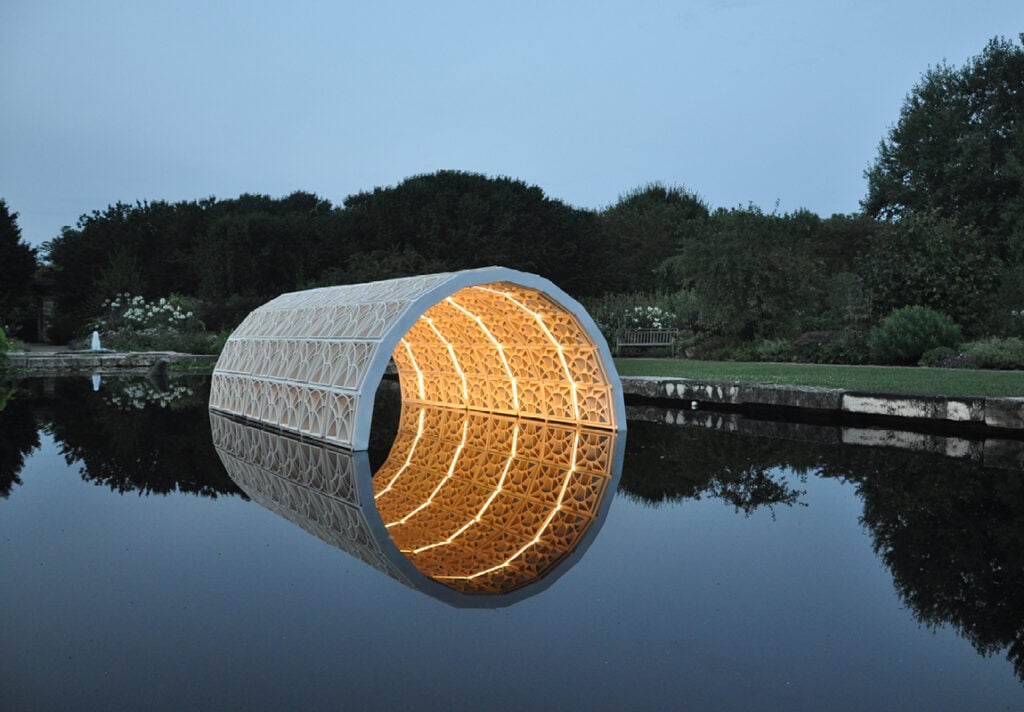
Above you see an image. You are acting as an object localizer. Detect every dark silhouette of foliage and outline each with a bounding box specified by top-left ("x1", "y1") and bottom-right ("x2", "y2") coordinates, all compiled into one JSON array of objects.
[
  {"x1": 863, "y1": 34, "x2": 1024, "y2": 255},
  {"x1": 625, "y1": 411, "x2": 1024, "y2": 683},
  {"x1": 598, "y1": 183, "x2": 709, "y2": 292},
  {"x1": 41, "y1": 377, "x2": 243, "y2": 498},
  {"x1": 0, "y1": 380, "x2": 39, "y2": 498},
  {"x1": 0, "y1": 199, "x2": 39, "y2": 337},
  {"x1": 856, "y1": 210, "x2": 1000, "y2": 330},
  {"x1": 336, "y1": 171, "x2": 610, "y2": 296},
  {"x1": 620, "y1": 418, "x2": 810, "y2": 514},
  {"x1": 820, "y1": 449, "x2": 1024, "y2": 683},
  {"x1": 660, "y1": 206, "x2": 828, "y2": 340},
  {"x1": 43, "y1": 192, "x2": 339, "y2": 341},
  {"x1": 41, "y1": 174, "x2": 617, "y2": 340}
]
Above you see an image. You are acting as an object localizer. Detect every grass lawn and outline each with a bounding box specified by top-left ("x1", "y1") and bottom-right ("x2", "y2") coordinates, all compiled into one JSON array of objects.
[{"x1": 613, "y1": 358, "x2": 1024, "y2": 398}]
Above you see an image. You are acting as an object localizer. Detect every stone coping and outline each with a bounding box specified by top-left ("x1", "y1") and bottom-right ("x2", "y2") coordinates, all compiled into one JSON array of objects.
[
  {"x1": 620, "y1": 375, "x2": 1024, "y2": 431},
  {"x1": 7, "y1": 351, "x2": 218, "y2": 373}
]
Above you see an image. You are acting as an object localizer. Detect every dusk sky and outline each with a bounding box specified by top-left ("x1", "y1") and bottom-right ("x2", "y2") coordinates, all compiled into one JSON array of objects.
[{"x1": 2, "y1": 1, "x2": 1021, "y2": 248}]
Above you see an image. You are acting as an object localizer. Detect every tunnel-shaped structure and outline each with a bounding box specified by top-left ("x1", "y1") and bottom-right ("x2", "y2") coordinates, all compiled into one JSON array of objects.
[
  {"x1": 209, "y1": 267, "x2": 625, "y2": 601},
  {"x1": 209, "y1": 267, "x2": 625, "y2": 450}
]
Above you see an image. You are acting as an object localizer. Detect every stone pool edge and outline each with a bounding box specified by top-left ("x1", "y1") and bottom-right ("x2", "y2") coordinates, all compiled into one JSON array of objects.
[
  {"x1": 6, "y1": 351, "x2": 218, "y2": 375},
  {"x1": 619, "y1": 375, "x2": 1024, "y2": 431}
]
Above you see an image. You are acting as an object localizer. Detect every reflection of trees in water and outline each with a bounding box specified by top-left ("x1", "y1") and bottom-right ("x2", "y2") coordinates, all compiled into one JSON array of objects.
[
  {"x1": 819, "y1": 450, "x2": 1024, "y2": 683},
  {"x1": 624, "y1": 417, "x2": 1024, "y2": 683},
  {"x1": 620, "y1": 420, "x2": 810, "y2": 514},
  {"x1": 0, "y1": 381, "x2": 40, "y2": 497},
  {"x1": 36, "y1": 377, "x2": 242, "y2": 498},
  {"x1": 6, "y1": 377, "x2": 1024, "y2": 680},
  {"x1": 0, "y1": 376, "x2": 405, "y2": 501}
]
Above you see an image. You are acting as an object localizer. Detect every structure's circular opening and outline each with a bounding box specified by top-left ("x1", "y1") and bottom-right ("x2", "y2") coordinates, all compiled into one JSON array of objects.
[{"x1": 371, "y1": 280, "x2": 620, "y2": 592}]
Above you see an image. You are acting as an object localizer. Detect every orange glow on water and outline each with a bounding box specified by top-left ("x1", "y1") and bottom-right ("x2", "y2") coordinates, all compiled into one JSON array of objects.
[{"x1": 373, "y1": 406, "x2": 615, "y2": 594}]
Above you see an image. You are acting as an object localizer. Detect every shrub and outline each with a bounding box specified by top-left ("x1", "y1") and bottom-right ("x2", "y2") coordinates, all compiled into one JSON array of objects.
[
  {"x1": 87, "y1": 293, "x2": 213, "y2": 353},
  {"x1": 919, "y1": 347, "x2": 976, "y2": 369},
  {"x1": 868, "y1": 306, "x2": 962, "y2": 365},
  {"x1": 0, "y1": 328, "x2": 9, "y2": 373},
  {"x1": 580, "y1": 291, "x2": 686, "y2": 343},
  {"x1": 694, "y1": 340, "x2": 759, "y2": 362},
  {"x1": 797, "y1": 329, "x2": 869, "y2": 365},
  {"x1": 755, "y1": 338, "x2": 796, "y2": 362},
  {"x1": 965, "y1": 337, "x2": 1024, "y2": 370}
]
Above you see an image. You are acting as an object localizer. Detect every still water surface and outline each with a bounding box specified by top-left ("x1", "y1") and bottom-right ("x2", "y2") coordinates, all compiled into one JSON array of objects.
[{"x1": 2, "y1": 377, "x2": 1022, "y2": 710}]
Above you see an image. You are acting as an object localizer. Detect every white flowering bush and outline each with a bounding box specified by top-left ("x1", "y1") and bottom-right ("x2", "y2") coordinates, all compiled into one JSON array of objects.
[
  {"x1": 103, "y1": 379, "x2": 198, "y2": 411},
  {"x1": 94, "y1": 294, "x2": 203, "y2": 332},
  {"x1": 582, "y1": 291, "x2": 688, "y2": 343},
  {"x1": 88, "y1": 293, "x2": 217, "y2": 352},
  {"x1": 622, "y1": 305, "x2": 677, "y2": 330}
]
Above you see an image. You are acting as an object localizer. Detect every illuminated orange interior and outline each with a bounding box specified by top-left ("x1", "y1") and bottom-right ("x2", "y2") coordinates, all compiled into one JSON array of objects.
[{"x1": 390, "y1": 282, "x2": 615, "y2": 428}]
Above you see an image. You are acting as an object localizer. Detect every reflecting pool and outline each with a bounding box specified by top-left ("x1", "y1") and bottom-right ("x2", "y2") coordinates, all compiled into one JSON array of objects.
[{"x1": 2, "y1": 377, "x2": 1023, "y2": 710}]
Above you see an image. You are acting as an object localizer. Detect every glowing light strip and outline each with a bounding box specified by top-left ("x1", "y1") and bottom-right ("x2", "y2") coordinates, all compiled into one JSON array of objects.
[
  {"x1": 435, "y1": 429, "x2": 581, "y2": 581},
  {"x1": 400, "y1": 338, "x2": 425, "y2": 399},
  {"x1": 406, "y1": 422, "x2": 520, "y2": 554},
  {"x1": 374, "y1": 408, "x2": 426, "y2": 499},
  {"x1": 474, "y1": 286, "x2": 580, "y2": 420},
  {"x1": 386, "y1": 417, "x2": 470, "y2": 528},
  {"x1": 425, "y1": 317, "x2": 469, "y2": 404},
  {"x1": 444, "y1": 296, "x2": 520, "y2": 410}
]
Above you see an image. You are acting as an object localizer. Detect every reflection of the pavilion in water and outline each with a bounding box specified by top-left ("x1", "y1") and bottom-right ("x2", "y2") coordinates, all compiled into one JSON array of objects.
[{"x1": 210, "y1": 406, "x2": 623, "y2": 607}]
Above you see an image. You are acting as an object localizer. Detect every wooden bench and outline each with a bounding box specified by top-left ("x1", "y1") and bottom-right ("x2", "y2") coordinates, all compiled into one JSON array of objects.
[{"x1": 615, "y1": 328, "x2": 678, "y2": 356}]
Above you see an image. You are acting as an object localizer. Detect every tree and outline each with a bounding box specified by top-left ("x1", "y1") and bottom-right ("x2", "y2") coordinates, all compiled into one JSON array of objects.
[
  {"x1": 856, "y1": 209, "x2": 999, "y2": 332},
  {"x1": 43, "y1": 193, "x2": 340, "y2": 340},
  {"x1": 337, "y1": 171, "x2": 611, "y2": 296},
  {"x1": 0, "y1": 382, "x2": 40, "y2": 498},
  {"x1": 0, "y1": 199, "x2": 38, "y2": 336},
  {"x1": 863, "y1": 35, "x2": 1024, "y2": 255},
  {"x1": 660, "y1": 206, "x2": 827, "y2": 341},
  {"x1": 598, "y1": 183, "x2": 709, "y2": 292}
]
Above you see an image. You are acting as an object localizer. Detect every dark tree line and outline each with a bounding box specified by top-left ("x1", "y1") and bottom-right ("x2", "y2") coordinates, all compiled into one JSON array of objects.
[
  {"x1": 36, "y1": 172, "x2": 622, "y2": 341},
  {"x1": 0, "y1": 200, "x2": 38, "y2": 338}
]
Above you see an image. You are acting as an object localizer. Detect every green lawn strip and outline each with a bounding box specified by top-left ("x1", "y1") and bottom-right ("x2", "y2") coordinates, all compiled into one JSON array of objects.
[{"x1": 613, "y1": 358, "x2": 1024, "y2": 398}]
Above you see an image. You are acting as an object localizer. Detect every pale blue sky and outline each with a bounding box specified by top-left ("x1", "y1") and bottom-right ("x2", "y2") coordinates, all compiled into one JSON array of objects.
[{"x1": 1, "y1": 1, "x2": 1021, "y2": 248}]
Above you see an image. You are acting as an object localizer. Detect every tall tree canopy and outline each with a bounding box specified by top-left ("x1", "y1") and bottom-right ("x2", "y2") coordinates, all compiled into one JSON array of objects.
[
  {"x1": 856, "y1": 210, "x2": 1000, "y2": 331},
  {"x1": 334, "y1": 171, "x2": 609, "y2": 296},
  {"x1": 661, "y1": 206, "x2": 827, "y2": 340},
  {"x1": 41, "y1": 173, "x2": 615, "y2": 340},
  {"x1": 43, "y1": 192, "x2": 339, "y2": 338},
  {"x1": 863, "y1": 34, "x2": 1024, "y2": 254},
  {"x1": 598, "y1": 183, "x2": 709, "y2": 293},
  {"x1": 0, "y1": 199, "x2": 39, "y2": 336}
]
